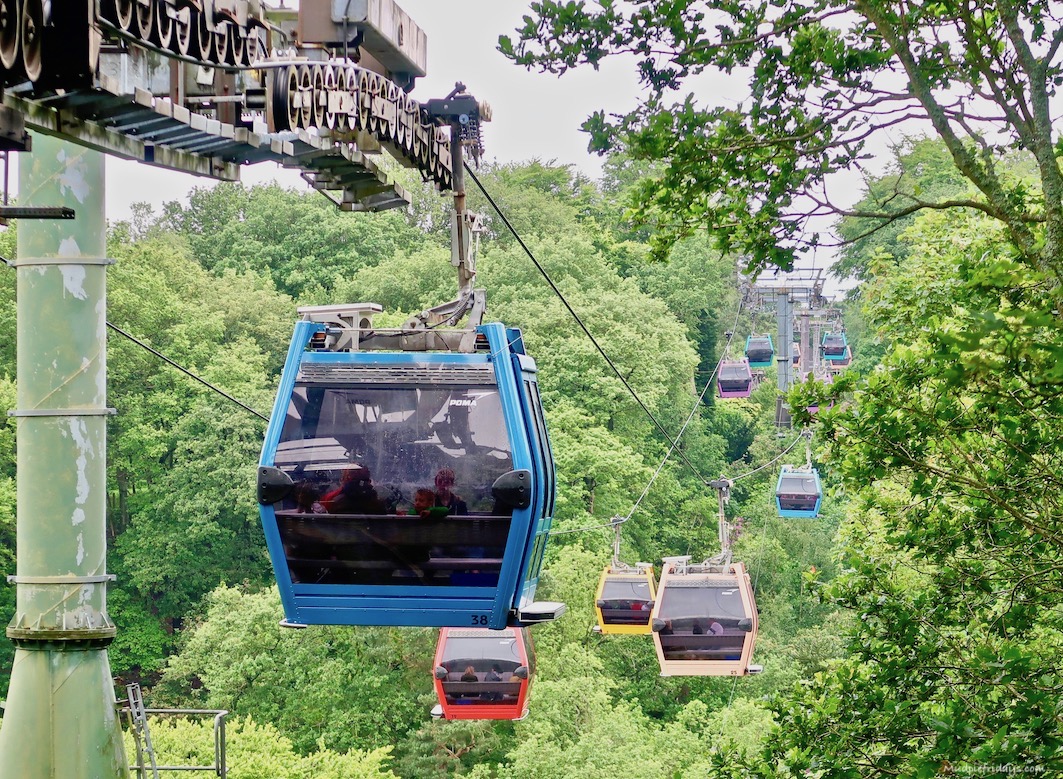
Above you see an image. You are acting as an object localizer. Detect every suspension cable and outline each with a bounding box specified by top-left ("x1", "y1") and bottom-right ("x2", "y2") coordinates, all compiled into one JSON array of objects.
[
  {"x1": 106, "y1": 322, "x2": 270, "y2": 422},
  {"x1": 1, "y1": 256, "x2": 270, "y2": 422},
  {"x1": 729, "y1": 432, "x2": 806, "y2": 481},
  {"x1": 618, "y1": 295, "x2": 747, "y2": 524},
  {"x1": 464, "y1": 163, "x2": 710, "y2": 485}
]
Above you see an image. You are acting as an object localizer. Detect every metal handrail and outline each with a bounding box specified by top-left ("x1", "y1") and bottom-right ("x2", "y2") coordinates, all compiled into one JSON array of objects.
[{"x1": 121, "y1": 694, "x2": 228, "y2": 779}]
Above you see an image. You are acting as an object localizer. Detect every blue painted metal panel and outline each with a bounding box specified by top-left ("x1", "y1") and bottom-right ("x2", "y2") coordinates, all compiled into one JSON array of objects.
[{"x1": 257, "y1": 318, "x2": 553, "y2": 629}]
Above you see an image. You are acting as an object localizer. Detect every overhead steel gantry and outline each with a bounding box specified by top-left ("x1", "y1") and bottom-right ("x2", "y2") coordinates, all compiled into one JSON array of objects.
[
  {"x1": 0, "y1": 0, "x2": 490, "y2": 211},
  {"x1": 0, "y1": 3, "x2": 489, "y2": 777}
]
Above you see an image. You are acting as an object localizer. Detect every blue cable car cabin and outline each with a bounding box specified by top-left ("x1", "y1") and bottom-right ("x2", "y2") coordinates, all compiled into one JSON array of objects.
[
  {"x1": 829, "y1": 345, "x2": 851, "y2": 370},
  {"x1": 821, "y1": 331, "x2": 849, "y2": 360},
  {"x1": 717, "y1": 360, "x2": 754, "y2": 399},
  {"x1": 744, "y1": 334, "x2": 775, "y2": 369},
  {"x1": 775, "y1": 465, "x2": 822, "y2": 518},
  {"x1": 257, "y1": 305, "x2": 563, "y2": 630}
]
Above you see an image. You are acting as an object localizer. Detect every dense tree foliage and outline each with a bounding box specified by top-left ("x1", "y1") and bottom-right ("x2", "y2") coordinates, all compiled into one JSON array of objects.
[
  {"x1": 772, "y1": 200, "x2": 1063, "y2": 776},
  {"x1": 502, "y1": 1, "x2": 1063, "y2": 279}
]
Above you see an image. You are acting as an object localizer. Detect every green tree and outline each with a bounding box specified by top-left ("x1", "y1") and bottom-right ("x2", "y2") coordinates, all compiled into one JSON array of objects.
[
  {"x1": 767, "y1": 205, "x2": 1063, "y2": 774},
  {"x1": 161, "y1": 183, "x2": 427, "y2": 300},
  {"x1": 126, "y1": 715, "x2": 399, "y2": 779},
  {"x1": 155, "y1": 586, "x2": 432, "y2": 756},
  {"x1": 502, "y1": 1, "x2": 1063, "y2": 279}
]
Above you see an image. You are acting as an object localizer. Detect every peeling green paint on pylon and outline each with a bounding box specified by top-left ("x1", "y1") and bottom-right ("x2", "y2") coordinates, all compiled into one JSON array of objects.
[{"x1": 0, "y1": 136, "x2": 129, "y2": 778}]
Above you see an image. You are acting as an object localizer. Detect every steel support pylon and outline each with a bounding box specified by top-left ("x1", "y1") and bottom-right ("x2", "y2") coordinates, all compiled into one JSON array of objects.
[{"x1": 0, "y1": 136, "x2": 129, "y2": 778}]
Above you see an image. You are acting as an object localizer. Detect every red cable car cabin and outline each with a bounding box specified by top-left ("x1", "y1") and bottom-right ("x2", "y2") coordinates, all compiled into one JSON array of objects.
[{"x1": 432, "y1": 627, "x2": 534, "y2": 720}]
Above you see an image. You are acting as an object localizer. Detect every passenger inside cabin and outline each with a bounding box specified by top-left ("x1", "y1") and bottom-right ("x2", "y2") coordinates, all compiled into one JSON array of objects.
[
  {"x1": 320, "y1": 465, "x2": 385, "y2": 514},
  {"x1": 483, "y1": 664, "x2": 504, "y2": 702},
  {"x1": 433, "y1": 467, "x2": 468, "y2": 515},
  {"x1": 709, "y1": 620, "x2": 725, "y2": 636},
  {"x1": 413, "y1": 488, "x2": 436, "y2": 517},
  {"x1": 293, "y1": 483, "x2": 319, "y2": 514},
  {"x1": 692, "y1": 621, "x2": 704, "y2": 635}
]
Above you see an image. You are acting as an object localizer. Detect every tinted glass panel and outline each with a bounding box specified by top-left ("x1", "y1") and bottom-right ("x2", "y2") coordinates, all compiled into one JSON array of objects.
[
  {"x1": 441, "y1": 632, "x2": 522, "y2": 672},
  {"x1": 273, "y1": 384, "x2": 514, "y2": 586},
  {"x1": 777, "y1": 473, "x2": 819, "y2": 496},
  {"x1": 601, "y1": 578, "x2": 653, "y2": 602},
  {"x1": 720, "y1": 364, "x2": 750, "y2": 382},
  {"x1": 600, "y1": 577, "x2": 653, "y2": 625},
  {"x1": 657, "y1": 579, "x2": 749, "y2": 625}
]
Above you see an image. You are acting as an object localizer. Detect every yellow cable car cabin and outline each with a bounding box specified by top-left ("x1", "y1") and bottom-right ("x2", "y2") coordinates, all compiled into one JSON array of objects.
[
  {"x1": 593, "y1": 563, "x2": 657, "y2": 635},
  {"x1": 650, "y1": 556, "x2": 762, "y2": 677}
]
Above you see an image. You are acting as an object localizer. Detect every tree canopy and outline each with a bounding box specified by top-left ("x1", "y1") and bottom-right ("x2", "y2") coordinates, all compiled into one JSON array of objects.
[{"x1": 501, "y1": 1, "x2": 1063, "y2": 278}]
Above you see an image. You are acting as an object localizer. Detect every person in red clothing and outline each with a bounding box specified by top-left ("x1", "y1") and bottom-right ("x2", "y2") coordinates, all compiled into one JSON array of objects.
[{"x1": 319, "y1": 465, "x2": 385, "y2": 514}]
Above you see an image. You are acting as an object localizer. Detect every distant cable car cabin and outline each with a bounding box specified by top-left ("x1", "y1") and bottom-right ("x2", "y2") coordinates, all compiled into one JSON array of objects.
[
  {"x1": 257, "y1": 304, "x2": 566, "y2": 630},
  {"x1": 717, "y1": 359, "x2": 754, "y2": 399},
  {"x1": 744, "y1": 334, "x2": 775, "y2": 369},
  {"x1": 821, "y1": 332, "x2": 849, "y2": 360},
  {"x1": 775, "y1": 464, "x2": 822, "y2": 518},
  {"x1": 829, "y1": 345, "x2": 851, "y2": 371},
  {"x1": 431, "y1": 627, "x2": 534, "y2": 720},
  {"x1": 792, "y1": 342, "x2": 801, "y2": 369},
  {"x1": 594, "y1": 563, "x2": 657, "y2": 635},
  {"x1": 650, "y1": 556, "x2": 761, "y2": 677}
]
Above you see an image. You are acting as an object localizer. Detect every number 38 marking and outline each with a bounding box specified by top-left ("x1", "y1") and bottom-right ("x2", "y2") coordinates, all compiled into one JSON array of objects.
[{"x1": 471, "y1": 615, "x2": 489, "y2": 625}]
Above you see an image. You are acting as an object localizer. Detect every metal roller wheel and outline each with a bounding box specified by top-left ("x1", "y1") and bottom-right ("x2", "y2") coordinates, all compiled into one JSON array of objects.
[
  {"x1": 20, "y1": 0, "x2": 41, "y2": 82},
  {"x1": 311, "y1": 64, "x2": 325, "y2": 128},
  {"x1": 228, "y1": 24, "x2": 245, "y2": 67},
  {"x1": 323, "y1": 65, "x2": 338, "y2": 130},
  {"x1": 247, "y1": 25, "x2": 267, "y2": 65},
  {"x1": 154, "y1": 0, "x2": 173, "y2": 49},
  {"x1": 210, "y1": 20, "x2": 229, "y2": 66},
  {"x1": 99, "y1": 0, "x2": 119, "y2": 25},
  {"x1": 134, "y1": 0, "x2": 154, "y2": 43},
  {"x1": 296, "y1": 63, "x2": 311, "y2": 129},
  {"x1": 267, "y1": 65, "x2": 292, "y2": 131},
  {"x1": 394, "y1": 95, "x2": 412, "y2": 148},
  {"x1": 382, "y1": 80, "x2": 399, "y2": 141},
  {"x1": 356, "y1": 70, "x2": 372, "y2": 132},
  {"x1": 112, "y1": 0, "x2": 136, "y2": 33},
  {"x1": 335, "y1": 66, "x2": 355, "y2": 134},
  {"x1": 0, "y1": 0, "x2": 20, "y2": 72},
  {"x1": 279, "y1": 65, "x2": 298, "y2": 130},
  {"x1": 366, "y1": 72, "x2": 382, "y2": 135},
  {"x1": 193, "y1": 7, "x2": 213, "y2": 62},
  {"x1": 213, "y1": 20, "x2": 230, "y2": 66},
  {"x1": 172, "y1": 5, "x2": 192, "y2": 55}
]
